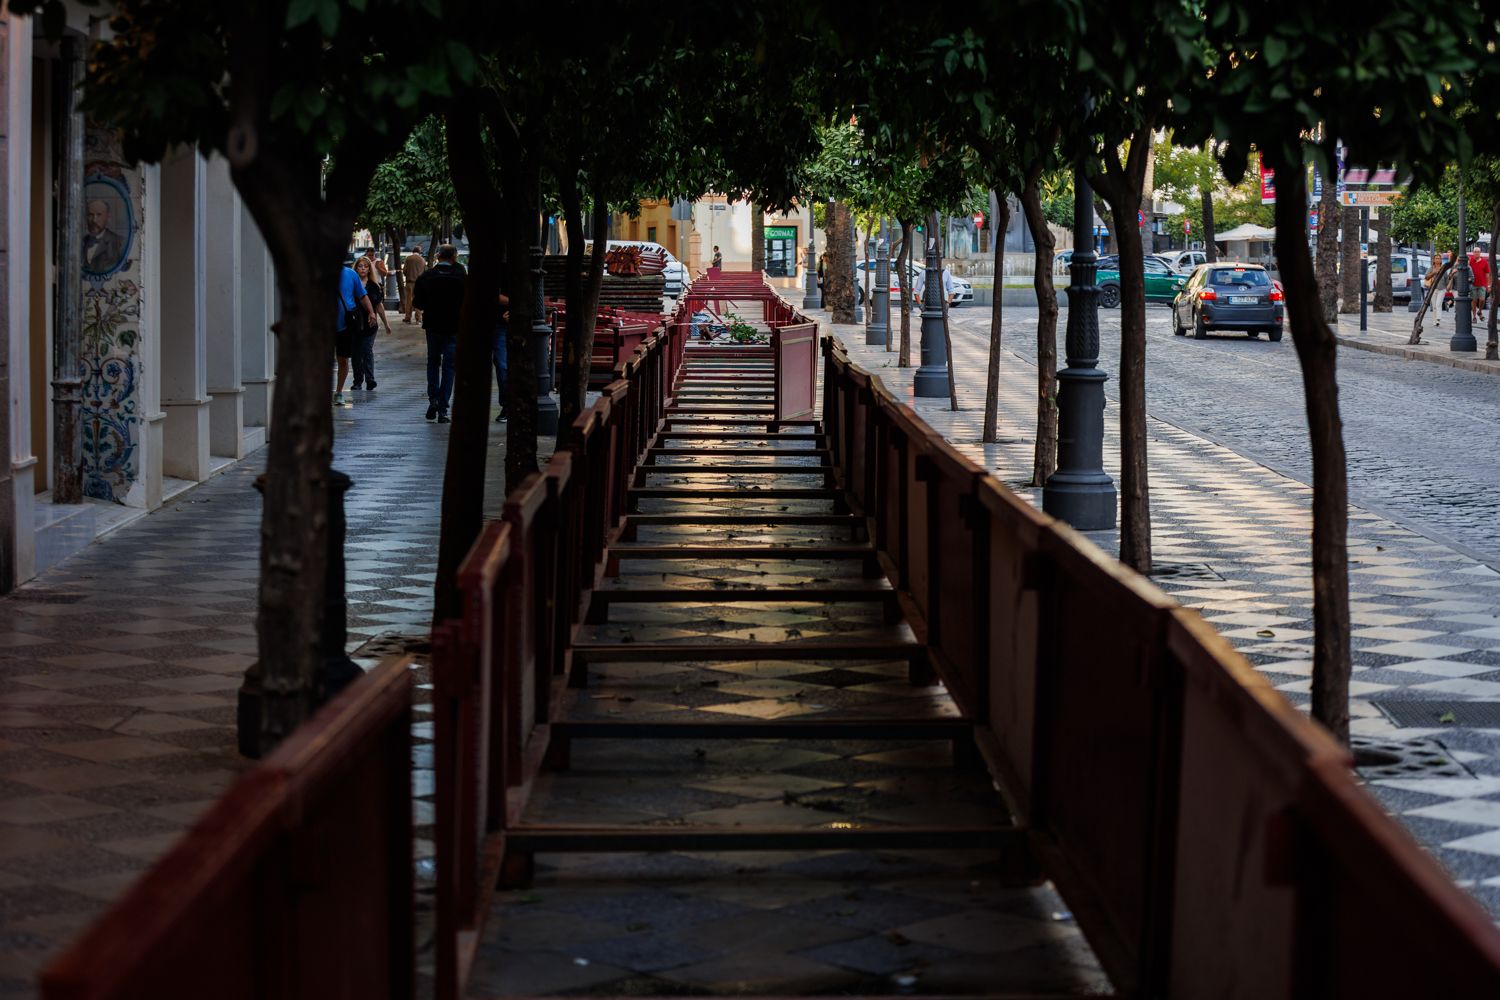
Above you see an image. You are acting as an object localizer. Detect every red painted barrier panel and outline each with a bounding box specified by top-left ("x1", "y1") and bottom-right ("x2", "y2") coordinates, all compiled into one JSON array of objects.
[
  {"x1": 772, "y1": 321, "x2": 817, "y2": 423},
  {"x1": 40, "y1": 659, "x2": 414, "y2": 1000}
]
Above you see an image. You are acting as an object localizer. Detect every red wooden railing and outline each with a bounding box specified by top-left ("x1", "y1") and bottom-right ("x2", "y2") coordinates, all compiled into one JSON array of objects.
[
  {"x1": 430, "y1": 313, "x2": 685, "y2": 999},
  {"x1": 39, "y1": 658, "x2": 415, "y2": 1000},
  {"x1": 819, "y1": 334, "x2": 1500, "y2": 997}
]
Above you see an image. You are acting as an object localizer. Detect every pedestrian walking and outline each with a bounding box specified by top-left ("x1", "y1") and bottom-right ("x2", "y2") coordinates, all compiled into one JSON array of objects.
[
  {"x1": 1470, "y1": 246, "x2": 1490, "y2": 324},
  {"x1": 817, "y1": 251, "x2": 826, "y2": 308},
  {"x1": 351, "y1": 256, "x2": 390, "y2": 391},
  {"x1": 711, "y1": 245, "x2": 723, "y2": 270},
  {"x1": 493, "y1": 288, "x2": 510, "y2": 422},
  {"x1": 411, "y1": 243, "x2": 465, "y2": 423},
  {"x1": 403, "y1": 245, "x2": 427, "y2": 323},
  {"x1": 335, "y1": 260, "x2": 376, "y2": 407}
]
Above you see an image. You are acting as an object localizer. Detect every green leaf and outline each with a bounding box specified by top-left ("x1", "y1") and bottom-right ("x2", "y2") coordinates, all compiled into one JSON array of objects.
[{"x1": 1264, "y1": 36, "x2": 1288, "y2": 67}]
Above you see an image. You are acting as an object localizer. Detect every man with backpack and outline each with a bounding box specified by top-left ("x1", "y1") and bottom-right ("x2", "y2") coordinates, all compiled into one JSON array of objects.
[{"x1": 411, "y1": 244, "x2": 465, "y2": 423}]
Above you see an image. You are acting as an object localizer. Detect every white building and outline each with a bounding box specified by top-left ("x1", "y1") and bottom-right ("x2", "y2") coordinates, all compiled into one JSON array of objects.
[{"x1": 0, "y1": 8, "x2": 278, "y2": 590}]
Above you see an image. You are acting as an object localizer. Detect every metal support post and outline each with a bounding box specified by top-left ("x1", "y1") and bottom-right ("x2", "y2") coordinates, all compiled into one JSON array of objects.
[
  {"x1": 1453, "y1": 185, "x2": 1476, "y2": 352},
  {"x1": 869, "y1": 237, "x2": 891, "y2": 347},
  {"x1": 913, "y1": 229, "x2": 951, "y2": 398},
  {"x1": 1359, "y1": 207, "x2": 1369, "y2": 332},
  {"x1": 532, "y1": 244, "x2": 560, "y2": 433},
  {"x1": 1043, "y1": 161, "x2": 1117, "y2": 529}
]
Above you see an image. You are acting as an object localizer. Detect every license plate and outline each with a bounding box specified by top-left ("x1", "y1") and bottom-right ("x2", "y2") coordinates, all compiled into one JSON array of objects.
[{"x1": 1229, "y1": 295, "x2": 1259, "y2": 304}]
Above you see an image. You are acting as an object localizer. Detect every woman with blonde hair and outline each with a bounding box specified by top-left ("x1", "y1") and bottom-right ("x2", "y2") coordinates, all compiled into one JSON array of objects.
[{"x1": 352, "y1": 255, "x2": 391, "y2": 391}]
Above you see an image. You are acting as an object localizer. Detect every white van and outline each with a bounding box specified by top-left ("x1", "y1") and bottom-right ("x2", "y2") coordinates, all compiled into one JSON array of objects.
[
  {"x1": 583, "y1": 240, "x2": 687, "y2": 297},
  {"x1": 1365, "y1": 250, "x2": 1433, "y2": 302}
]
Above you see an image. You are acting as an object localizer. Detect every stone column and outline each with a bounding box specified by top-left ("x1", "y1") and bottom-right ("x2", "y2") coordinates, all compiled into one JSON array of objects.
[
  {"x1": 0, "y1": 16, "x2": 21, "y2": 590},
  {"x1": 205, "y1": 155, "x2": 244, "y2": 459},
  {"x1": 51, "y1": 36, "x2": 84, "y2": 503},
  {"x1": 159, "y1": 147, "x2": 210, "y2": 481},
  {"x1": 239, "y1": 201, "x2": 275, "y2": 450}
]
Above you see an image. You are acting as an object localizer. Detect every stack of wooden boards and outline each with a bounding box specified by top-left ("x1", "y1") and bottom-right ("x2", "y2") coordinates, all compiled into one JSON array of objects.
[{"x1": 541, "y1": 255, "x2": 665, "y2": 312}]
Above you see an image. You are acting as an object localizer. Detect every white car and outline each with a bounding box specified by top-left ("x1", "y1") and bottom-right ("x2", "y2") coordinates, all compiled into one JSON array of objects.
[
  {"x1": 855, "y1": 260, "x2": 973, "y2": 306},
  {"x1": 584, "y1": 240, "x2": 687, "y2": 296},
  {"x1": 1155, "y1": 250, "x2": 1208, "y2": 274},
  {"x1": 1365, "y1": 251, "x2": 1433, "y2": 302}
]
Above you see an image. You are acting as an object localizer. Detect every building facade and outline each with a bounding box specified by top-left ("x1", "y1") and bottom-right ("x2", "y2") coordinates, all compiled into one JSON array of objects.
[{"x1": 0, "y1": 9, "x2": 277, "y2": 591}]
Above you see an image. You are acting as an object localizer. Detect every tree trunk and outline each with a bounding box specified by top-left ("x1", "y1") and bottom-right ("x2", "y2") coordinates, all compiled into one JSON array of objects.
[
  {"x1": 432, "y1": 96, "x2": 502, "y2": 625},
  {"x1": 1373, "y1": 213, "x2": 1393, "y2": 312},
  {"x1": 558, "y1": 174, "x2": 609, "y2": 434},
  {"x1": 1339, "y1": 205, "x2": 1361, "y2": 314},
  {"x1": 387, "y1": 226, "x2": 406, "y2": 313},
  {"x1": 1021, "y1": 180, "x2": 1058, "y2": 486},
  {"x1": 1200, "y1": 188, "x2": 1217, "y2": 263},
  {"x1": 1409, "y1": 259, "x2": 1452, "y2": 344},
  {"x1": 502, "y1": 155, "x2": 542, "y2": 492},
  {"x1": 1271, "y1": 155, "x2": 1352, "y2": 747},
  {"x1": 750, "y1": 204, "x2": 765, "y2": 272},
  {"x1": 1093, "y1": 133, "x2": 1153, "y2": 575},
  {"x1": 1316, "y1": 176, "x2": 1340, "y2": 323},
  {"x1": 897, "y1": 218, "x2": 913, "y2": 366},
  {"x1": 827, "y1": 202, "x2": 856, "y2": 324},
  {"x1": 1094, "y1": 195, "x2": 1116, "y2": 253},
  {"x1": 983, "y1": 194, "x2": 1010, "y2": 443}
]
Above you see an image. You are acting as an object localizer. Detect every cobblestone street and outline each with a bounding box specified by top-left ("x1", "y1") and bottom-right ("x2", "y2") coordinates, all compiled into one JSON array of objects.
[
  {"x1": 838, "y1": 299, "x2": 1500, "y2": 918},
  {"x1": 0, "y1": 324, "x2": 514, "y2": 996}
]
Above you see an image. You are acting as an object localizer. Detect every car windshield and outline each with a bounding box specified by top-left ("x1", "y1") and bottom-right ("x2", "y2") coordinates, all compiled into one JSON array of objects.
[{"x1": 1209, "y1": 268, "x2": 1269, "y2": 287}]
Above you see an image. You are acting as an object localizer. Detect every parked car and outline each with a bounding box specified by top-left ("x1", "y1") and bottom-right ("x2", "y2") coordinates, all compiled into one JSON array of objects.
[
  {"x1": 1171, "y1": 262, "x2": 1284, "y2": 340},
  {"x1": 1155, "y1": 249, "x2": 1208, "y2": 274},
  {"x1": 1097, "y1": 255, "x2": 1187, "y2": 308},
  {"x1": 854, "y1": 260, "x2": 973, "y2": 306},
  {"x1": 584, "y1": 240, "x2": 687, "y2": 296}
]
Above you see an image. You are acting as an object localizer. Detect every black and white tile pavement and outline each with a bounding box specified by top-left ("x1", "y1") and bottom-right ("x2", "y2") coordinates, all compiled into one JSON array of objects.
[{"x1": 0, "y1": 323, "x2": 525, "y2": 996}]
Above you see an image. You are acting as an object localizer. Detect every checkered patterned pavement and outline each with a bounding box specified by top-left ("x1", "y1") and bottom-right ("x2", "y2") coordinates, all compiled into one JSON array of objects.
[
  {"x1": 0, "y1": 323, "x2": 522, "y2": 996},
  {"x1": 836, "y1": 309, "x2": 1500, "y2": 917}
]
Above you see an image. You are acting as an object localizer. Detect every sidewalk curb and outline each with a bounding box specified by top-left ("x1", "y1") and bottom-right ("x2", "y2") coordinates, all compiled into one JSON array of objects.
[{"x1": 1336, "y1": 333, "x2": 1500, "y2": 375}]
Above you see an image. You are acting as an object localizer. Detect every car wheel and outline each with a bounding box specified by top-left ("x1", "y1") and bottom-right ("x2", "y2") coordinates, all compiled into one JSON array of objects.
[
  {"x1": 1268, "y1": 328, "x2": 1284, "y2": 342},
  {"x1": 1194, "y1": 316, "x2": 1208, "y2": 339},
  {"x1": 1100, "y1": 284, "x2": 1121, "y2": 309}
]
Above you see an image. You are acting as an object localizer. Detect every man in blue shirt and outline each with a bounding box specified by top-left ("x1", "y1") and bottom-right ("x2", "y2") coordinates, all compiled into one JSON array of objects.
[{"x1": 336, "y1": 263, "x2": 376, "y2": 407}]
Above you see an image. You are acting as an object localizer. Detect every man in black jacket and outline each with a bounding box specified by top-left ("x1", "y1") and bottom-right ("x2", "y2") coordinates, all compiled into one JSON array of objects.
[{"x1": 411, "y1": 244, "x2": 465, "y2": 423}]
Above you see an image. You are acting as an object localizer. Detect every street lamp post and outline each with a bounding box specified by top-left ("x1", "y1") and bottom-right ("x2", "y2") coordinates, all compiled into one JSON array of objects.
[
  {"x1": 1043, "y1": 163, "x2": 1117, "y2": 529},
  {"x1": 913, "y1": 227, "x2": 951, "y2": 397},
  {"x1": 869, "y1": 237, "x2": 890, "y2": 347},
  {"x1": 864, "y1": 236, "x2": 883, "y2": 345},
  {"x1": 1453, "y1": 182, "x2": 1476, "y2": 352},
  {"x1": 531, "y1": 244, "x2": 560, "y2": 434},
  {"x1": 802, "y1": 205, "x2": 819, "y2": 310}
]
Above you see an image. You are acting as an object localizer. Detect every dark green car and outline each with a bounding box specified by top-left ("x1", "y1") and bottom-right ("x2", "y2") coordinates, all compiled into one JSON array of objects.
[{"x1": 1097, "y1": 255, "x2": 1187, "y2": 308}]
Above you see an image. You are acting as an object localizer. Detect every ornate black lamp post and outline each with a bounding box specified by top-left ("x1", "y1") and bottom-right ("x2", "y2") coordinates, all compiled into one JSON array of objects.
[
  {"x1": 802, "y1": 205, "x2": 819, "y2": 311},
  {"x1": 869, "y1": 236, "x2": 891, "y2": 347},
  {"x1": 1452, "y1": 182, "x2": 1476, "y2": 352},
  {"x1": 913, "y1": 228, "x2": 951, "y2": 397},
  {"x1": 1042, "y1": 163, "x2": 1117, "y2": 528},
  {"x1": 531, "y1": 244, "x2": 560, "y2": 434}
]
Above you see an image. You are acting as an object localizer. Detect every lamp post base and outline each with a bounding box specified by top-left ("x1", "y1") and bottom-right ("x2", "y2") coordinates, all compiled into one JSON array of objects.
[
  {"x1": 1042, "y1": 366, "x2": 1116, "y2": 530},
  {"x1": 537, "y1": 394, "x2": 560, "y2": 436},
  {"x1": 913, "y1": 365, "x2": 950, "y2": 398},
  {"x1": 866, "y1": 322, "x2": 888, "y2": 346}
]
